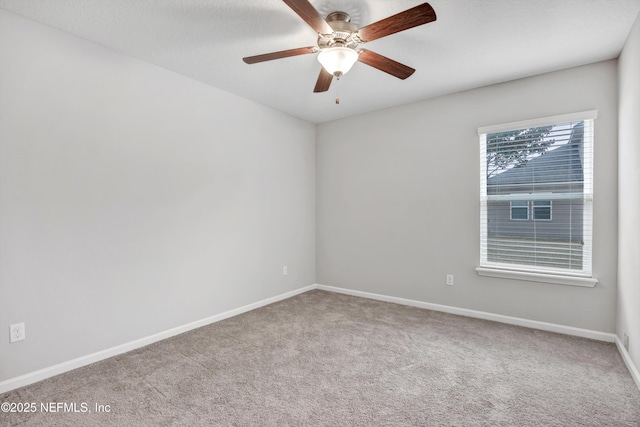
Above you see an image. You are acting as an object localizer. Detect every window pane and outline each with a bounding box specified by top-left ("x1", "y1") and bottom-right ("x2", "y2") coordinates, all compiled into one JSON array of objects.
[
  {"x1": 511, "y1": 202, "x2": 529, "y2": 221},
  {"x1": 533, "y1": 200, "x2": 552, "y2": 220},
  {"x1": 533, "y1": 207, "x2": 551, "y2": 220}
]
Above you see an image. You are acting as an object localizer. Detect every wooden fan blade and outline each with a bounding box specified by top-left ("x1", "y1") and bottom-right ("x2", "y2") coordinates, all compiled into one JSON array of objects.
[
  {"x1": 357, "y1": 3, "x2": 436, "y2": 43},
  {"x1": 283, "y1": 0, "x2": 333, "y2": 35},
  {"x1": 243, "y1": 46, "x2": 318, "y2": 64},
  {"x1": 313, "y1": 67, "x2": 333, "y2": 92},
  {"x1": 357, "y1": 49, "x2": 415, "y2": 80}
]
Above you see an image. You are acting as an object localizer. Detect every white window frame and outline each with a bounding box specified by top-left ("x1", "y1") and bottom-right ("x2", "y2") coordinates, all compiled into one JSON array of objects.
[
  {"x1": 510, "y1": 200, "x2": 529, "y2": 220},
  {"x1": 477, "y1": 111, "x2": 598, "y2": 287},
  {"x1": 532, "y1": 200, "x2": 552, "y2": 221}
]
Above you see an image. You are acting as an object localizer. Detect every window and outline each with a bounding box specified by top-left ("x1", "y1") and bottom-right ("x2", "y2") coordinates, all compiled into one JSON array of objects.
[
  {"x1": 509, "y1": 200, "x2": 552, "y2": 221},
  {"x1": 479, "y1": 111, "x2": 595, "y2": 279},
  {"x1": 532, "y1": 200, "x2": 552, "y2": 221},
  {"x1": 510, "y1": 201, "x2": 529, "y2": 220}
]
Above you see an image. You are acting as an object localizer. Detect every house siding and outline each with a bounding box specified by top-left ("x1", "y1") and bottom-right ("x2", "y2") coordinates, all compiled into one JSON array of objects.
[{"x1": 487, "y1": 199, "x2": 584, "y2": 241}]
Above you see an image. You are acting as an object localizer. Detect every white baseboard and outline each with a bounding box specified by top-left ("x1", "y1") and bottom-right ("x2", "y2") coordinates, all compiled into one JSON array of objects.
[
  {"x1": 0, "y1": 285, "x2": 315, "y2": 394},
  {"x1": 315, "y1": 284, "x2": 617, "y2": 343},
  {"x1": 314, "y1": 285, "x2": 639, "y2": 390},
  {"x1": 2, "y1": 283, "x2": 630, "y2": 395},
  {"x1": 615, "y1": 336, "x2": 640, "y2": 391}
]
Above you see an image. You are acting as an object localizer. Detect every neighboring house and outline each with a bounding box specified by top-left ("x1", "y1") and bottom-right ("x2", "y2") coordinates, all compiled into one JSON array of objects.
[{"x1": 486, "y1": 122, "x2": 585, "y2": 243}]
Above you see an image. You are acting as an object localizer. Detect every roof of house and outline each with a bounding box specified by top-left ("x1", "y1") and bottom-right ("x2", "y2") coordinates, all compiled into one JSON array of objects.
[{"x1": 487, "y1": 123, "x2": 584, "y2": 187}]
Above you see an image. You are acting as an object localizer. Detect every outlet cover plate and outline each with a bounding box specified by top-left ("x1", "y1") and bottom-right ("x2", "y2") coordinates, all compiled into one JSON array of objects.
[
  {"x1": 446, "y1": 274, "x2": 454, "y2": 286},
  {"x1": 10, "y1": 323, "x2": 25, "y2": 343}
]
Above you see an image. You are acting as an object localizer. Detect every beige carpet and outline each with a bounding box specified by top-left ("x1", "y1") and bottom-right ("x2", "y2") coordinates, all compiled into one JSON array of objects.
[{"x1": 2, "y1": 290, "x2": 639, "y2": 426}]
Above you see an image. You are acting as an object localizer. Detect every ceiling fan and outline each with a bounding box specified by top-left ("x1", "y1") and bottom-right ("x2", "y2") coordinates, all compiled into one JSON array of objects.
[{"x1": 243, "y1": 1, "x2": 437, "y2": 93}]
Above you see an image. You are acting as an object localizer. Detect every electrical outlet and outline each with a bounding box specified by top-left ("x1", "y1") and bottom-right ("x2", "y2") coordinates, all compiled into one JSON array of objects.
[
  {"x1": 10, "y1": 323, "x2": 25, "y2": 343},
  {"x1": 624, "y1": 333, "x2": 629, "y2": 351},
  {"x1": 282, "y1": 266, "x2": 288, "y2": 276},
  {"x1": 446, "y1": 274, "x2": 454, "y2": 286}
]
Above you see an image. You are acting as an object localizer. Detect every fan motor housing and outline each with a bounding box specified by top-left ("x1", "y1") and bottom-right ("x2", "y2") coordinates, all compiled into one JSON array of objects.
[{"x1": 318, "y1": 11, "x2": 358, "y2": 49}]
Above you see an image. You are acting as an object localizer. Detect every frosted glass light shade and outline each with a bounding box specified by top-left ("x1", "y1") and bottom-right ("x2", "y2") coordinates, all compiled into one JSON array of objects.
[{"x1": 318, "y1": 47, "x2": 358, "y2": 77}]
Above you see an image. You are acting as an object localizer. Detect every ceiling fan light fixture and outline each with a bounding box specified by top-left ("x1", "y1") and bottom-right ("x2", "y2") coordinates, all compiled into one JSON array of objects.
[{"x1": 318, "y1": 47, "x2": 358, "y2": 77}]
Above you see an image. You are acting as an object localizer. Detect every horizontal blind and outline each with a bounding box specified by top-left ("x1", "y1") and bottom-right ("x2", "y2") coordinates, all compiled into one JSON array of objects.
[{"x1": 479, "y1": 114, "x2": 594, "y2": 276}]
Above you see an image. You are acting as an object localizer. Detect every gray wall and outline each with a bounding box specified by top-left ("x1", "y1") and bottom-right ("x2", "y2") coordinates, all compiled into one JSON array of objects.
[
  {"x1": 0, "y1": 10, "x2": 316, "y2": 382},
  {"x1": 317, "y1": 60, "x2": 618, "y2": 333},
  {"x1": 617, "y1": 11, "x2": 640, "y2": 376}
]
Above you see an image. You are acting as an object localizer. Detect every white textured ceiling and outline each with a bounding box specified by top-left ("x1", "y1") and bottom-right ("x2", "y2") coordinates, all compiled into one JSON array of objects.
[{"x1": 1, "y1": 0, "x2": 639, "y2": 123}]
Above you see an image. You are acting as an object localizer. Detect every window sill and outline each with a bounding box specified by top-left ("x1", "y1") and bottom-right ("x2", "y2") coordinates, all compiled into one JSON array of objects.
[{"x1": 475, "y1": 267, "x2": 598, "y2": 287}]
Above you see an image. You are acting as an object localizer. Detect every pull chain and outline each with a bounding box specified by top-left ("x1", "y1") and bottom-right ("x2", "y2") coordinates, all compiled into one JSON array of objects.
[{"x1": 335, "y1": 76, "x2": 340, "y2": 104}]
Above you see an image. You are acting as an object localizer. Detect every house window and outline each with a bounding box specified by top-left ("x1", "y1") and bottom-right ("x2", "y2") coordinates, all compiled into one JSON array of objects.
[
  {"x1": 510, "y1": 200, "x2": 552, "y2": 221},
  {"x1": 532, "y1": 200, "x2": 552, "y2": 221},
  {"x1": 510, "y1": 201, "x2": 529, "y2": 220},
  {"x1": 479, "y1": 111, "x2": 595, "y2": 278}
]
